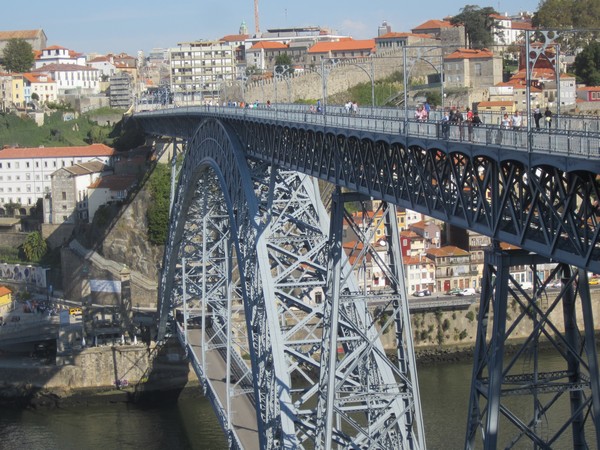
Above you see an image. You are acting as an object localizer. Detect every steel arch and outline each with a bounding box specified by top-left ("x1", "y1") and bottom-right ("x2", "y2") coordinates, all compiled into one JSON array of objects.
[{"x1": 159, "y1": 118, "x2": 425, "y2": 449}]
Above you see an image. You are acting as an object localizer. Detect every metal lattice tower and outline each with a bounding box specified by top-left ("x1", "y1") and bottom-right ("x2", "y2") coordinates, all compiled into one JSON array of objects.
[
  {"x1": 157, "y1": 118, "x2": 424, "y2": 448},
  {"x1": 465, "y1": 246, "x2": 600, "y2": 449}
]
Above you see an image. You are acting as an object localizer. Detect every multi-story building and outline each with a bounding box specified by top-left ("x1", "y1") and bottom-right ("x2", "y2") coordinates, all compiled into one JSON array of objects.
[
  {"x1": 427, "y1": 245, "x2": 474, "y2": 293},
  {"x1": 86, "y1": 174, "x2": 137, "y2": 223},
  {"x1": 306, "y1": 39, "x2": 376, "y2": 65},
  {"x1": 87, "y1": 56, "x2": 117, "y2": 79},
  {"x1": 0, "y1": 73, "x2": 12, "y2": 111},
  {"x1": 374, "y1": 32, "x2": 436, "y2": 53},
  {"x1": 403, "y1": 254, "x2": 435, "y2": 293},
  {"x1": 0, "y1": 144, "x2": 115, "y2": 215},
  {"x1": 31, "y1": 63, "x2": 100, "y2": 94},
  {"x1": 22, "y1": 72, "x2": 58, "y2": 105},
  {"x1": 444, "y1": 48, "x2": 503, "y2": 90},
  {"x1": 490, "y1": 12, "x2": 534, "y2": 46},
  {"x1": 34, "y1": 45, "x2": 86, "y2": 69},
  {"x1": 409, "y1": 219, "x2": 441, "y2": 250},
  {"x1": 47, "y1": 160, "x2": 108, "y2": 224},
  {"x1": 169, "y1": 40, "x2": 237, "y2": 104},
  {"x1": 109, "y1": 72, "x2": 133, "y2": 109}
]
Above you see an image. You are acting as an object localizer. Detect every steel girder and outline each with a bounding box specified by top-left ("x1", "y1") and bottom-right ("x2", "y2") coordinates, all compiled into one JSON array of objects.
[
  {"x1": 465, "y1": 248, "x2": 600, "y2": 449},
  {"x1": 234, "y1": 120, "x2": 600, "y2": 273},
  {"x1": 158, "y1": 117, "x2": 425, "y2": 449},
  {"x1": 315, "y1": 192, "x2": 424, "y2": 449}
]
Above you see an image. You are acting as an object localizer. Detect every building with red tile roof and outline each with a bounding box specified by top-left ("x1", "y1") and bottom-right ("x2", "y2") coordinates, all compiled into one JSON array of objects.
[
  {"x1": 31, "y1": 63, "x2": 100, "y2": 94},
  {"x1": 21, "y1": 72, "x2": 58, "y2": 105},
  {"x1": 444, "y1": 48, "x2": 502, "y2": 90},
  {"x1": 0, "y1": 144, "x2": 115, "y2": 213},
  {"x1": 375, "y1": 32, "x2": 436, "y2": 52},
  {"x1": 307, "y1": 39, "x2": 376, "y2": 59},
  {"x1": 34, "y1": 45, "x2": 87, "y2": 69},
  {"x1": 426, "y1": 245, "x2": 475, "y2": 293}
]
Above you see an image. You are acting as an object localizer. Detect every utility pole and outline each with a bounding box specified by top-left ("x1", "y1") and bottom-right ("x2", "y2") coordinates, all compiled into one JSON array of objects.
[{"x1": 254, "y1": 0, "x2": 260, "y2": 34}]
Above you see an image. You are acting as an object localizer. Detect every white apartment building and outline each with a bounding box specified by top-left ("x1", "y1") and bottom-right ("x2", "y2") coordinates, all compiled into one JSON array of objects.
[
  {"x1": 31, "y1": 63, "x2": 100, "y2": 94},
  {"x1": 0, "y1": 144, "x2": 115, "y2": 215},
  {"x1": 169, "y1": 41, "x2": 237, "y2": 105},
  {"x1": 34, "y1": 45, "x2": 86, "y2": 69},
  {"x1": 23, "y1": 73, "x2": 58, "y2": 105}
]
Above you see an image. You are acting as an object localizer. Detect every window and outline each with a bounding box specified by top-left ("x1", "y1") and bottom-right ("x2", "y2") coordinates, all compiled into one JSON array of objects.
[
  {"x1": 14, "y1": 162, "x2": 19, "y2": 169},
  {"x1": 474, "y1": 63, "x2": 482, "y2": 77},
  {"x1": 62, "y1": 192, "x2": 67, "y2": 200},
  {"x1": 44, "y1": 161, "x2": 48, "y2": 168}
]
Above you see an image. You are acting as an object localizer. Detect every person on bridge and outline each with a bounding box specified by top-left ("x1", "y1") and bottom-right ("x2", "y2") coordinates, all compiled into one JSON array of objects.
[
  {"x1": 533, "y1": 105, "x2": 542, "y2": 130},
  {"x1": 544, "y1": 107, "x2": 553, "y2": 129},
  {"x1": 441, "y1": 111, "x2": 450, "y2": 139}
]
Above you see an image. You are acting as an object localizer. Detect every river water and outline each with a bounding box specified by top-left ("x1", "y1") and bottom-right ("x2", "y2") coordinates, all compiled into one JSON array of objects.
[{"x1": 0, "y1": 353, "x2": 593, "y2": 449}]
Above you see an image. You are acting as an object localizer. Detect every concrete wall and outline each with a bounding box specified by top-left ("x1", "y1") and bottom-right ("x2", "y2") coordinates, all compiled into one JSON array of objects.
[{"x1": 0, "y1": 340, "x2": 193, "y2": 393}]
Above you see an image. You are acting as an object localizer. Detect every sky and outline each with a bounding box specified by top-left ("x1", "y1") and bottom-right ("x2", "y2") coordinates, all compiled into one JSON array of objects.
[{"x1": 2, "y1": 0, "x2": 543, "y2": 56}]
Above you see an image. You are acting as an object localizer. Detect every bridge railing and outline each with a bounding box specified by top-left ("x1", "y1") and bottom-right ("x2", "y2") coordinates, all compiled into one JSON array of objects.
[{"x1": 138, "y1": 104, "x2": 600, "y2": 159}]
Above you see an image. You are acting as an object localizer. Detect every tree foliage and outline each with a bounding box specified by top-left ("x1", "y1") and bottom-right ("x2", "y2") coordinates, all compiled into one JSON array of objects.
[
  {"x1": 2, "y1": 39, "x2": 34, "y2": 73},
  {"x1": 450, "y1": 5, "x2": 498, "y2": 49},
  {"x1": 146, "y1": 164, "x2": 171, "y2": 245},
  {"x1": 22, "y1": 231, "x2": 47, "y2": 262},
  {"x1": 574, "y1": 41, "x2": 600, "y2": 86},
  {"x1": 533, "y1": 0, "x2": 600, "y2": 52},
  {"x1": 274, "y1": 54, "x2": 294, "y2": 74}
]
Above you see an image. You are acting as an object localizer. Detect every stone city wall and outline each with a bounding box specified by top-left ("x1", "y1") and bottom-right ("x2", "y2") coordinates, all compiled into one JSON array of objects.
[{"x1": 244, "y1": 46, "x2": 442, "y2": 104}]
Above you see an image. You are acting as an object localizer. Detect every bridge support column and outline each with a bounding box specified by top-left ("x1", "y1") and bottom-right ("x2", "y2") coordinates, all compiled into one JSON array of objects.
[
  {"x1": 316, "y1": 192, "x2": 424, "y2": 449},
  {"x1": 465, "y1": 246, "x2": 600, "y2": 449}
]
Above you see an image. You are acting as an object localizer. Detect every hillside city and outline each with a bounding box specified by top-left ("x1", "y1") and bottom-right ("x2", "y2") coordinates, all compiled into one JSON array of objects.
[{"x1": 0, "y1": 5, "x2": 598, "y2": 304}]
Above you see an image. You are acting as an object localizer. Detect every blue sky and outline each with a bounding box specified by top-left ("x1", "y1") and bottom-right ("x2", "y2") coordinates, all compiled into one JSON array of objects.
[{"x1": 2, "y1": 1, "x2": 542, "y2": 56}]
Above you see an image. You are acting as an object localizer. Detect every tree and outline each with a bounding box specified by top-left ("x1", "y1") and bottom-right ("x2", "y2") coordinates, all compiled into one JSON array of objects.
[
  {"x1": 2, "y1": 39, "x2": 34, "y2": 73},
  {"x1": 4, "y1": 202, "x2": 20, "y2": 216},
  {"x1": 574, "y1": 41, "x2": 600, "y2": 86},
  {"x1": 274, "y1": 54, "x2": 294, "y2": 74},
  {"x1": 533, "y1": 0, "x2": 600, "y2": 52},
  {"x1": 22, "y1": 231, "x2": 47, "y2": 262},
  {"x1": 450, "y1": 5, "x2": 498, "y2": 49}
]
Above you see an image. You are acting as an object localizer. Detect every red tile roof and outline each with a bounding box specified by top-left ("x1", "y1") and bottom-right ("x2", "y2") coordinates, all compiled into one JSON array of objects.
[
  {"x1": 250, "y1": 41, "x2": 288, "y2": 50},
  {"x1": 0, "y1": 144, "x2": 115, "y2": 159},
  {"x1": 445, "y1": 48, "x2": 494, "y2": 60},
  {"x1": 427, "y1": 245, "x2": 470, "y2": 257},
  {"x1": 412, "y1": 19, "x2": 454, "y2": 30},
  {"x1": 308, "y1": 39, "x2": 376, "y2": 54},
  {"x1": 44, "y1": 45, "x2": 67, "y2": 50},
  {"x1": 22, "y1": 72, "x2": 55, "y2": 83},
  {"x1": 477, "y1": 101, "x2": 514, "y2": 107},
  {"x1": 579, "y1": 86, "x2": 600, "y2": 92},
  {"x1": 376, "y1": 32, "x2": 432, "y2": 40},
  {"x1": 0, "y1": 286, "x2": 12, "y2": 296},
  {"x1": 221, "y1": 34, "x2": 249, "y2": 42}
]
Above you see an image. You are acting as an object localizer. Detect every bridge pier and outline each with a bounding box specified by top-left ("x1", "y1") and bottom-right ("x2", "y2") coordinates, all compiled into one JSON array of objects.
[{"x1": 465, "y1": 246, "x2": 600, "y2": 449}]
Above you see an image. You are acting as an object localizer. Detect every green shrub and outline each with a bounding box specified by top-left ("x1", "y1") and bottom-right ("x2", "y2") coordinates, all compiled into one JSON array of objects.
[{"x1": 466, "y1": 310, "x2": 475, "y2": 322}]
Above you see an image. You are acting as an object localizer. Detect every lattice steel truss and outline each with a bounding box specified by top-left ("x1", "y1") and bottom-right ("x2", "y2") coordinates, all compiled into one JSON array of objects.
[
  {"x1": 157, "y1": 118, "x2": 424, "y2": 448},
  {"x1": 466, "y1": 247, "x2": 600, "y2": 449}
]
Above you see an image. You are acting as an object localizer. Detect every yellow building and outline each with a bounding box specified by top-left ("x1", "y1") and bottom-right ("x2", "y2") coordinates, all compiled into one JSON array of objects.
[
  {"x1": 0, "y1": 285, "x2": 13, "y2": 312},
  {"x1": 11, "y1": 75, "x2": 24, "y2": 108}
]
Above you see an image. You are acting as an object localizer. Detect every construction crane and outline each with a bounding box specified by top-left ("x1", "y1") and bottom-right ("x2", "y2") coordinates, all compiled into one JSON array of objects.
[{"x1": 254, "y1": 0, "x2": 260, "y2": 34}]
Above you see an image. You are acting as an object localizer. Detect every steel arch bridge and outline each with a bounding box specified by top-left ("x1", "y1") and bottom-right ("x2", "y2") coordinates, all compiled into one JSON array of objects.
[{"x1": 134, "y1": 105, "x2": 600, "y2": 449}]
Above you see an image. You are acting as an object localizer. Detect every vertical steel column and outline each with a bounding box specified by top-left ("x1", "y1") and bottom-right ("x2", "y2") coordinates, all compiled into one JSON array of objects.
[
  {"x1": 579, "y1": 268, "x2": 600, "y2": 449},
  {"x1": 483, "y1": 248, "x2": 510, "y2": 450},
  {"x1": 384, "y1": 201, "x2": 425, "y2": 446},
  {"x1": 561, "y1": 264, "x2": 585, "y2": 449},
  {"x1": 315, "y1": 185, "x2": 344, "y2": 449},
  {"x1": 169, "y1": 137, "x2": 179, "y2": 214},
  {"x1": 182, "y1": 257, "x2": 188, "y2": 347}
]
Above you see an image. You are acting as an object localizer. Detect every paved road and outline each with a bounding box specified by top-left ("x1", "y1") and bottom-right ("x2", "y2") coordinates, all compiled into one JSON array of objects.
[{"x1": 187, "y1": 328, "x2": 259, "y2": 449}]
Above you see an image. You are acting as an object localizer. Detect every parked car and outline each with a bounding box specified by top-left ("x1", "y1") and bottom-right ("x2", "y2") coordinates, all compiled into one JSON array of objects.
[
  {"x1": 457, "y1": 288, "x2": 476, "y2": 296},
  {"x1": 412, "y1": 289, "x2": 432, "y2": 297},
  {"x1": 519, "y1": 282, "x2": 533, "y2": 290},
  {"x1": 445, "y1": 288, "x2": 462, "y2": 296}
]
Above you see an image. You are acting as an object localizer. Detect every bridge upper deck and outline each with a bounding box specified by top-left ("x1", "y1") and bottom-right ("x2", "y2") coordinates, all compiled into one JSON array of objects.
[{"x1": 136, "y1": 104, "x2": 600, "y2": 172}]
